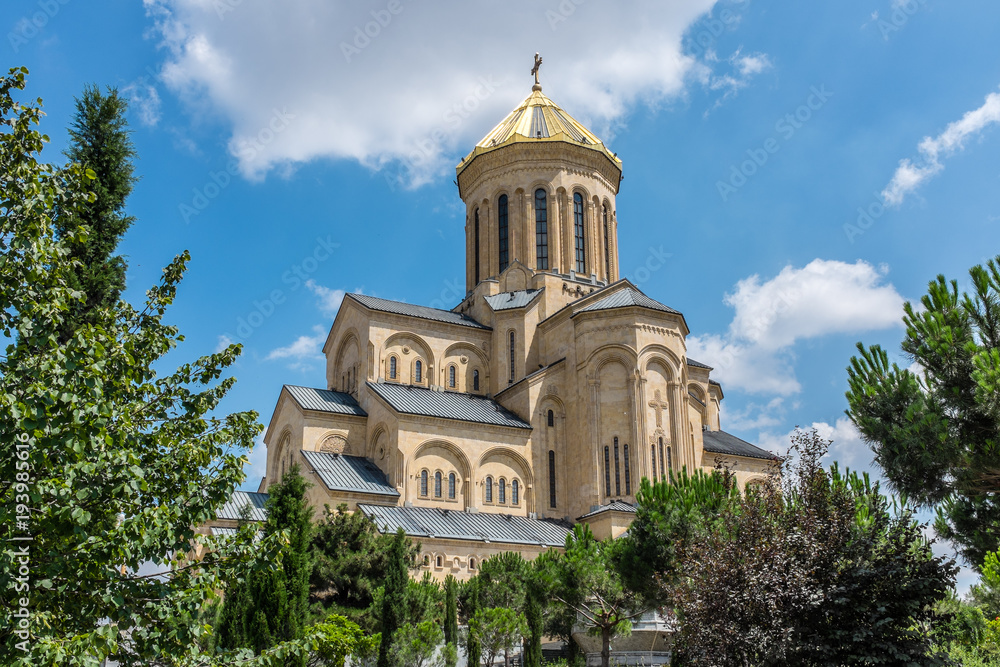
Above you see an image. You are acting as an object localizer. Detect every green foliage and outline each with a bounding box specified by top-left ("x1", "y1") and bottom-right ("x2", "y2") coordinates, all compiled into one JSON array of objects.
[
  {"x1": 55, "y1": 83, "x2": 136, "y2": 338},
  {"x1": 377, "y1": 529, "x2": 409, "y2": 667},
  {"x1": 847, "y1": 256, "x2": 1000, "y2": 565},
  {"x1": 460, "y1": 577, "x2": 482, "y2": 667},
  {"x1": 443, "y1": 574, "x2": 458, "y2": 656},
  {"x1": 523, "y1": 578, "x2": 544, "y2": 667},
  {"x1": 389, "y1": 619, "x2": 444, "y2": 667},
  {"x1": 468, "y1": 607, "x2": 527, "y2": 667},
  {"x1": 0, "y1": 67, "x2": 276, "y2": 665}
]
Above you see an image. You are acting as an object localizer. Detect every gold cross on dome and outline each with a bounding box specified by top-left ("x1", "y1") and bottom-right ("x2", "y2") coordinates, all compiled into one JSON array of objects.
[{"x1": 531, "y1": 52, "x2": 543, "y2": 85}]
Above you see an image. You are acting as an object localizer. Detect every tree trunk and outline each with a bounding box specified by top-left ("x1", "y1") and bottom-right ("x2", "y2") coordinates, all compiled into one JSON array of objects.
[{"x1": 602, "y1": 626, "x2": 612, "y2": 667}]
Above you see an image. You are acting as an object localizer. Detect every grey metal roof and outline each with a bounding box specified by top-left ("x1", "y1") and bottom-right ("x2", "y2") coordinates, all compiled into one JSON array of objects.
[
  {"x1": 347, "y1": 293, "x2": 489, "y2": 330},
  {"x1": 577, "y1": 500, "x2": 637, "y2": 520},
  {"x1": 687, "y1": 358, "x2": 713, "y2": 370},
  {"x1": 367, "y1": 381, "x2": 532, "y2": 429},
  {"x1": 702, "y1": 430, "x2": 776, "y2": 461},
  {"x1": 575, "y1": 287, "x2": 681, "y2": 315},
  {"x1": 284, "y1": 385, "x2": 367, "y2": 416},
  {"x1": 217, "y1": 491, "x2": 269, "y2": 522},
  {"x1": 210, "y1": 526, "x2": 263, "y2": 541},
  {"x1": 301, "y1": 450, "x2": 399, "y2": 497},
  {"x1": 358, "y1": 504, "x2": 570, "y2": 548},
  {"x1": 484, "y1": 289, "x2": 542, "y2": 311}
]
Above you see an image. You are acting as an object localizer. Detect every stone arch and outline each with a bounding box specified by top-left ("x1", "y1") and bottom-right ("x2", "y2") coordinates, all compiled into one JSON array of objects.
[
  {"x1": 270, "y1": 427, "x2": 293, "y2": 484},
  {"x1": 581, "y1": 344, "x2": 638, "y2": 375},
  {"x1": 443, "y1": 342, "x2": 490, "y2": 393},
  {"x1": 478, "y1": 447, "x2": 534, "y2": 491},
  {"x1": 317, "y1": 432, "x2": 349, "y2": 455},
  {"x1": 502, "y1": 264, "x2": 530, "y2": 292},
  {"x1": 368, "y1": 423, "x2": 389, "y2": 462},
  {"x1": 409, "y1": 440, "x2": 472, "y2": 508},
  {"x1": 334, "y1": 330, "x2": 361, "y2": 393},
  {"x1": 381, "y1": 331, "x2": 435, "y2": 383},
  {"x1": 639, "y1": 345, "x2": 682, "y2": 381}
]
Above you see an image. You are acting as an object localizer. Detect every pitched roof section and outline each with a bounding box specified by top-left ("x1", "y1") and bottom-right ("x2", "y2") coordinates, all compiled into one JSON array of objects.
[
  {"x1": 575, "y1": 286, "x2": 681, "y2": 316},
  {"x1": 347, "y1": 293, "x2": 489, "y2": 330},
  {"x1": 687, "y1": 358, "x2": 713, "y2": 370},
  {"x1": 301, "y1": 450, "x2": 399, "y2": 498},
  {"x1": 359, "y1": 504, "x2": 570, "y2": 548},
  {"x1": 217, "y1": 491, "x2": 269, "y2": 522},
  {"x1": 484, "y1": 289, "x2": 542, "y2": 311},
  {"x1": 284, "y1": 385, "x2": 367, "y2": 416},
  {"x1": 367, "y1": 382, "x2": 532, "y2": 429},
  {"x1": 702, "y1": 430, "x2": 776, "y2": 461},
  {"x1": 577, "y1": 500, "x2": 638, "y2": 520}
]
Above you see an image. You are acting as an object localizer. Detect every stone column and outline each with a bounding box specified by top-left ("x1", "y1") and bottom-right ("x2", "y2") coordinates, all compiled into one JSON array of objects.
[
  {"x1": 635, "y1": 375, "x2": 650, "y2": 482},
  {"x1": 562, "y1": 191, "x2": 572, "y2": 273},
  {"x1": 668, "y1": 381, "x2": 688, "y2": 472},
  {"x1": 550, "y1": 188, "x2": 562, "y2": 273},
  {"x1": 524, "y1": 192, "x2": 533, "y2": 268},
  {"x1": 512, "y1": 190, "x2": 522, "y2": 267},
  {"x1": 588, "y1": 376, "x2": 602, "y2": 502}
]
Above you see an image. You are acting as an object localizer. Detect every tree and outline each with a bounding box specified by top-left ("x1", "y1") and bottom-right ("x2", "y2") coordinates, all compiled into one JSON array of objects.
[
  {"x1": 522, "y1": 576, "x2": 543, "y2": 667},
  {"x1": 443, "y1": 575, "x2": 458, "y2": 666},
  {"x1": 55, "y1": 83, "x2": 136, "y2": 338},
  {"x1": 847, "y1": 256, "x2": 1000, "y2": 565},
  {"x1": 670, "y1": 428, "x2": 956, "y2": 666},
  {"x1": 546, "y1": 525, "x2": 644, "y2": 667},
  {"x1": 377, "y1": 529, "x2": 409, "y2": 667},
  {"x1": 468, "y1": 607, "x2": 527, "y2": 667},
  {"x1": 390, "y1": 620, "x2": 445, "y2": 667},
  {"x1": 461, "y1": 577, "x2": 483, "y2": 667}
]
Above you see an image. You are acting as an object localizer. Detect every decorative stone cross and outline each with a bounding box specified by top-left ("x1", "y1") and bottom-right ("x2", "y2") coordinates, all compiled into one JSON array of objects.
[
  {"x1": 648, "y1": 389, "x2": 669, "y2": 428},
  {"x1": 531, "y1": 52, "x2": 543, "y2": 86}
]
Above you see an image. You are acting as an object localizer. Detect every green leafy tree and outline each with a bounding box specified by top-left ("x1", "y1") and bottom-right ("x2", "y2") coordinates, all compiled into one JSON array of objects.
[
  {"x1": 460, "y1": 577, "x2": 482, "y2": 667},
  {"x1": 847, "y1": 256, "x2": 1000, "y2": 565},
  {"x1": 522, "y1": 575, "x2": 543, "y2": 667},
  {"x1": 443, "y1": 574, "x2": 458, "y2": 666},
  {"x1": 468, "y1": 607, "x2": 527, "y2": 667},
  {"x1": 55, "y1": 83, "x2": 136, "y2": 338},
  {"x1": 378, "y1": 529, "x2": 409, "y2": 667},
  {"x1": 390, "y1": 619, "x2": 445, "y2": 667}
]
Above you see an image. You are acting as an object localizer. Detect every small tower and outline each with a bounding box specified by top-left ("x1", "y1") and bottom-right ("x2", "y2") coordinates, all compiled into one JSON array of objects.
[{"x1": 456, "y1": 55, "x2": 623, "y2": 294}]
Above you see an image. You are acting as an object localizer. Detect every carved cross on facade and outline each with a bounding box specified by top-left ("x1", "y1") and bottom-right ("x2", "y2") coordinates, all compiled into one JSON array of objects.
[
  {"x1": 531, "y1": 52, "x2": 543, "y2": 85},
  {"x1": 648, "y1": 389, "x2": 669, "y2": 428}
]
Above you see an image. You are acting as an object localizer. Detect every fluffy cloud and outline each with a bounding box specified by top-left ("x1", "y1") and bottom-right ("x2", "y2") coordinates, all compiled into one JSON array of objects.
[
  {"x1": 754, "y1": 417, "x2": 872, "y2": 472},
  {"x1": 266, "y1": 325, "x2": 326, "y2": 370},
  {"x1": 687, "y1": 259, "x2": 905, "y2": 394},
  {"x1": 883, "y1": 87, "x2": 1000, "y2": 206},
  {"x1": 142, "y1": 0, "x2": 746, "y2": 184}
]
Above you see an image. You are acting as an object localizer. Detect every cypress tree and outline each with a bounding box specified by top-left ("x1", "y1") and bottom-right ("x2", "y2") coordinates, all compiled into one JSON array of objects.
[
  {"x1": 524, "y1": 584, "x2": 543, "y2": 667},
  {"x1": 444, "y1": 574, "x2": 458, "y2": 645},
  {"x1": 378, "y1": 529, "x2": 409, "y2": 667},
  {"x1": 464, "y1": 579, "x2": 482, "y2": 667}
]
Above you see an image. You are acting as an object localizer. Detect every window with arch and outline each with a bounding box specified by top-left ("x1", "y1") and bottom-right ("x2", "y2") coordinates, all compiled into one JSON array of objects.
[
  {"x1": 473, "y1": 369, "x2": 480, "y2": 391},
  {"x1": 547, "y1": 409, "x2": 554, "y2": 427},
  {"x1": 485, "y1": 476, "x2": 493, "y2": 503},
  {"x1": 603, "y1": 204, "x2": 611, "y2": 280},
  {"x1": 498, "y1": 478, "x2": 507, "y2": 504},
  {"x1": 624, "y1": 443, "x2": 631, "y2": 495},
  {"x1": 548, "y1": 450, "x2": 556, "y2": 508},
  {"x1": 604, "y1": 446, "x2": 611, "y2": 497},
  {"x1": 512, "y1": 479, "x2": 519, "y2": 505},
  {"x1": 658, "y1": 437, "x2": 667, "y2": 479},
  {"x1": 434, "y1": 471, "x2": 442, "y2": 498},
  {"x1": 509, "y1": 331, "x2": 516, "y2": 383},
  {"x1": 420, "y1": 470, "x2": 428, "y2": 497},
  {"x1": 414, "y1": 360, "x2": 422, "y2": 383},
  {"x1": 474, "y1": 207, "x2": 481, "y2": 284},
  {"x1": 666, "y1": 445, "x2": 673, "y2": 474},
  {"x1": 614, "y1": 437, "x2": 621, "y2": 496},
  {"x1": 535, "y1": 188, "x2": 549, "y2": 270},
  {"x1": 469, "y1": 557, "x2": 477, "y2": 570},
  {"x1": 389, "y1": 356, "x2": 397, "y2": 380},
  {"x1": 498, "y1": 194, "x2": 509, "y2": 273},
  {"x1": 448, "y1": 365, "x2": 456, "y2": 388},
  {"x1": 436, "y1": 555, "x2": 442, "y2": 568},
  {"x1": 423, "y1": 554, "x2": 429, "y2": 566},
  {"x1": 651, "y1": 444, "x2": 657, "y2": 483},
  {"x1": 448, "y1": 472, "x2": 456, "y2": 499},
  {"x1": 574, "y1": 192, "x2": 586, "y2": 274}
]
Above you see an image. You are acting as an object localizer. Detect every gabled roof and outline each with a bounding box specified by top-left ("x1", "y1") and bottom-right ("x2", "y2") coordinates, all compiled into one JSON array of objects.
[
  {"x1": 301, "y1": 450, "x2": 399, "y2": 497},
  {"x1": 346, "y1": 293, "x2": 489, "y2": 330},
  {"x1": 702, "y1": 430, "x2": 776, "y2": 461},
  {"x1": 217, "y1": 491, "x2": 269, "y2": 522},
  {"x1": 575, "y1": 286, "x2": 681, "y2": 315},
  {"x1": 367, "y1": 382, "x2": 532, "y2": 430},
  {"x1": 359, "y1": 504, "x2": 571, "y2": 548},
  {"x1": 577, "y1": 500, "x2": 637, "y2": 521},
  {"x1": 687, "y1": 358, "x2": 713, "y2": 370},
  {"x1": 284, "y1": 385, "x2": 367, "y2": 416},
  {"x1": 484, "y1": 289, "x2": 543, "y2": 311}
]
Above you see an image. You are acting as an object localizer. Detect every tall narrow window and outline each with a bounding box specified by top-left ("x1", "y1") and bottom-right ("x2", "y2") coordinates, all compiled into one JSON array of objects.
[
  {"x1": 498, "y1": 194, "x2": 509, "y2": 273},
  {"x1": 547, "y1": 410, "x2": 554, "y2": 427},
  {"x1": 603, "y1": 204, "x2": 611, "y2": 280},
  {"x1": 666, "y1": 446, "x2": 673, "y2": 475},
  {"x1": 485, "y1": 476, "x2": 493, "y2": 503},
  {"x1": 499, "y1": 478, "x2": 506, "y2": 504},
  {"x1": 624, "y1": 444, "x2": 631, "y2": 495},
  {"x1": 415, "y1": 360, "x2": 422, "y2": 383},
  {"x1": 474, "y1": 208, "x2": 481, "y2": 284},
  {"x1": 420, "y1": 470, "x2": 428, "y2": 497},
  {"x1": 651, "y1": 444, "x2": 657, "y2": 483},
  {"x1": 473, "y1": 370, "x2": 480, "y2": 391},
  {"x1": 614, "y1": 437, "x2": 621, "y2": 496},
  {"x1": 604, "y1": 446, "x2": 611, "y2": 496},
  {"x1": 434, "y1": 471, "x2": 442, "y2": 498},
  {"x1": 448, "y1": 365, "x2": 456, "y2": 388},
  {"x1": 512, "y1": 479, "x2": 519, "y2": 505},
  {"x1": 659, "y1": 437, "x2": 666, "y2": 479},
  {"x1": 574, "y1": 192, "x2": 586, "y2": 274},
  {"x1": 448, "y1": 472, "x2": 456, "y2": 499},
  {"x1": 548, "y1": 450, "x2": 557, "y2": 508},
  {"x1": 509, "y1": 331, "x2": 515, "y2": 383},
  {"x1": 535, "y1": 188, "x2": 549, "y2": 270},
  {"x1": 389, "y1": 356, "x2": 397, "y2": 379}
]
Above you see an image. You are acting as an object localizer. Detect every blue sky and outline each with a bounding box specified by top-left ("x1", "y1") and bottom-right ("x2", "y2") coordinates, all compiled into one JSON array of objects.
[{"x1": 6, "y1": 0, "x2": 999, "y2": 584}]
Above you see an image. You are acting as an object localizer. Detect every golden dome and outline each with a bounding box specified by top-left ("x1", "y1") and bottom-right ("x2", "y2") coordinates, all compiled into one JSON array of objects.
[{"x1": 456, "y1": 88, "x2": 621, "y2": 177}]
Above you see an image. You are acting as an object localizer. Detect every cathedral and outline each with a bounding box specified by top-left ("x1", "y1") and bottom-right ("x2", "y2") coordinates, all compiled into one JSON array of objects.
[{"x1": 210, "y1": 63, "x2": 776, "y2": 581}]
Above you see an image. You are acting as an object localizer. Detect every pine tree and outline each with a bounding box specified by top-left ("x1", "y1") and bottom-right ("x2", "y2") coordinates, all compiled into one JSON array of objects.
[
  {"x1": 378, "y1": 529, "x2": 409, "y2": 667},
  {"x1": 443, "y1": 575, "x2": 458, "y2": 645},
  {"x1": 56, "y1": 84, "x2": 137, "y2": 337}
]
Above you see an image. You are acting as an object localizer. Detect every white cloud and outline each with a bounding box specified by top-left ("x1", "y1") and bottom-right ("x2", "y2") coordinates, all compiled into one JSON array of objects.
[
  {"x1": 754, "y1": 417, "x2": 872, "y2": 472},
  {"x1": 266, "y1": 325, "x2": 326, "y2": 370},
  {"x1": 883, "y1": 87, "x2": 1000, "y2": 206},
  {"x1": 123, "y1": 80, "x2": 162, "y2": 127},
  {"x1": 214, "y1": 334, "x2": 234, "y2": 353},
  {"x1": 306, "y1": 281, "x2": 362, "y2": 317},
  {"x1": 687, "y1": 259, "x2": 905, "y2": 394},
  {"x1": 698, "y1": 48, "x2": 772, "y2": 112},
  {"x1": 143, "y1": 0, "x2": 725, "y2": 184}
]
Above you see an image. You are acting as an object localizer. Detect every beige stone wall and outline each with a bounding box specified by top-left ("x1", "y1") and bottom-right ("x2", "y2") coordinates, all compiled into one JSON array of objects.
[{"x1": 415, "y1": 536, "x2": 555, "y2": 583}]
